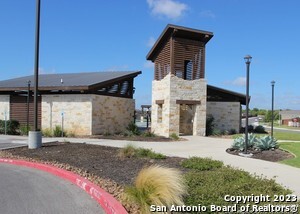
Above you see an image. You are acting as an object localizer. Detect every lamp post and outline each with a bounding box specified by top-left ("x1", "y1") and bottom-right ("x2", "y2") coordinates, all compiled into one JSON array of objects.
[
  {"x1": 28, "y1": 0, "x2": 42, "y2": 149},
  {"x1": 243, "y1": 55, "x2": 252, "y2": 156},
  {"x1": 27, "y1": 80, "x2": 31, "y2": 134},
  {"x1": 271, "y1": 80, "x2": 275, "y2": 140}
]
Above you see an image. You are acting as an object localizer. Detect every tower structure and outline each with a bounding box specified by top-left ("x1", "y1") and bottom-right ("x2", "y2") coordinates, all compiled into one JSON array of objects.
[{"x1": 147, "y1": 24, "x2": 213, "y2": 137}]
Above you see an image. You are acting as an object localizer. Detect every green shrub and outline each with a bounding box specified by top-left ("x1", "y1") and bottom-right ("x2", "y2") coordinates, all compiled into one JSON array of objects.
[
  {"x1": 53, "y1": 125, "x2": 64, "y2": 137},
  {"x1": 170, "y1": 133, "x2": 179, "y2": 140},
  {"x1": 123, "y1": 165, "x2": 187, "y2": 214},
  {"x1": 126, "y1": 122, "x2": 140, "y2": 136},
  {"x1": 228, "y1": 128, "x2": 237, "y2": 135},
  {"x1": 254, "y1": 135, "x2": 278, "y2": 151},
  {"x1": 0, "y1": 119, "x2": 20, "y2": 135},
  {"x1": 206, "y1": 115, "x2": 215, "y2": 136},
  {"x1": 181, "y1": 157, "x2": 223, "y2": 171},
  {"x1": 42, "y1": 128, "x2": 52, "y2": 137},
  {"x1": 184, "y1": 166, "x2": 292, "y2": 213},
  {"x1": 212, "y1": 128, "x2": 222, "y2": 136},
  {"x1": 142, "y1": 130, "x2": 156, "y2": 137},
  {"x1": 136, "y1": 148, "x2": 166, "y2": 159},
  {"x1": 19, "y1": 125, "x2": 31, "y2": 135},
  {"x1": 254, "y1": 125, "x2": 267, "y2": 133},
  {"x1": 118, "y1": 144, "x2": 166, "y2": 159}
]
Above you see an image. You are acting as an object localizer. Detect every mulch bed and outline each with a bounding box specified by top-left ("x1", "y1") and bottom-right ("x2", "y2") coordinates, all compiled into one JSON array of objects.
[
  {"x1": 1, "y1": 142, "x2": 186, "y2": 185},
  {"x1": 226, "y1": 148, "x2": 295, "y2": 162}
]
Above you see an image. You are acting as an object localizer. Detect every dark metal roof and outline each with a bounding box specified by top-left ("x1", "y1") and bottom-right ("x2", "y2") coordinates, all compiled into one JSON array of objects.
[
  {"x1": 207, "y1": 85, "x2": 248, "y2": 105},
  {"x1": 147, "y1": 24, "x2": 214, "y2": 61},
  {"x1": 0, "y1": 71, "x2": 141, "y2": 91}
]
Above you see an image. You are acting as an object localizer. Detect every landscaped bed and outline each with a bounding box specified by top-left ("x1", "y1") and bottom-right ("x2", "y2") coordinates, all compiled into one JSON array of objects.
[
  {"x1": 226, "y1": 147, "x2": 294, "y2": 162},
  {"x1": 0, "y1": 142, "x2": 299, "y2": 213}
]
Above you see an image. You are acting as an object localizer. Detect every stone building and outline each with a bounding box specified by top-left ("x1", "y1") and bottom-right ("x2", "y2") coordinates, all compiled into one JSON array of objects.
[
  {"x1": 0, "y1": 71, "x2": 141, "y2": 135},
  {"x1": 147, "y1": 24, "x2": 246, "y2": 137}
]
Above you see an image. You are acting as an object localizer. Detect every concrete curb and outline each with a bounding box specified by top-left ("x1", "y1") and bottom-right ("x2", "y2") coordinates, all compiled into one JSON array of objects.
[{"x1": 0, "y1": 158, "x2": 128, "y2": 214}]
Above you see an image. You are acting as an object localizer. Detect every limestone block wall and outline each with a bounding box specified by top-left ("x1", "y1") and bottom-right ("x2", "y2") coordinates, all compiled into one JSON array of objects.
[
  {"x1": 0, "y1": 95, "x2": 10, "y2": 120},
  {"x1": 207, "y1": 102, "x2": 241, "y2": 133},
  {"x1": 91, "y1": 95, "x2": 135, "y2": 135},
  {"x1": 42, "y1": 95, "x2": 92, "y2": 135},
  {"x1": 151, "y1": 74, "x2": 171, "y2": 137},
  {"x1": 169, "y1": 75, "x2": 207, "y2": 136},
  {"x1": 152, "y1": 73, "x2": 207, "y2": 137}
]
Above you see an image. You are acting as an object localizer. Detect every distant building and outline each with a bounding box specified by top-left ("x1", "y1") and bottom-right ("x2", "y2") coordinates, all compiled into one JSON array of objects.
[
  {"x1": 146, "y1": 24, "x2": 247, "y2": 137},
  {"x1": 280, "y1": 110, "x2": 300, "y2": 126},
  {"x1": 0, "y1": 71, "x2": 141, "y2": 135}
]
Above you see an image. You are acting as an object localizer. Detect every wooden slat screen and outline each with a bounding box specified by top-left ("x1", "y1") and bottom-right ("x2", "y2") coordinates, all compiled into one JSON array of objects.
[
  {"x1": 173, "y1": 37, "x2": 205, "y2": 79},
  {"x1": 10, "y1": 95, "x2": 41, "y2": 129},
  {"x1": 154, "y1": 38, "x2": 171, "y2": 80}
]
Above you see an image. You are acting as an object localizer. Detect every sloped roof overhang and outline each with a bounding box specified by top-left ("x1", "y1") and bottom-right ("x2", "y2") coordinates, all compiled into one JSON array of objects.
[{"x1": 146, "y1": 24, "x2": 214, "y2": 61}]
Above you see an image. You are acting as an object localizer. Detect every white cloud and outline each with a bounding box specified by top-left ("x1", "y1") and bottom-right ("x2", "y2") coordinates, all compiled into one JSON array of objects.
[
  {"x1": 226, "y1": 77, "x2": 246, "y2": 86},
  {"x1": 147, "y1": 0, "x2": 188, "y2": 19},
  {"x1": 147, "y1": 37, "x2": 156, "y2": 48},
  {"x1": 144, "y1": 61, "x2": 154, "y2": 69},
  {"x1": 199, "y1": 10, "x2": 216, "y2": 19}
]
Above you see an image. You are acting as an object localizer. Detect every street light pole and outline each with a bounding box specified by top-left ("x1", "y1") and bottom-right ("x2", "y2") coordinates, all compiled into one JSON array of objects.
[
  {"x1": 28, "y1": 0, "x2": 42, "y2": 149},
  {"x1": 27, "y1": 80, "x2": 31, "y2": 134},
  {"x1": 244, "y1": 55, "x2": 252, "y2": 155},
  {"x1": 271, "y1": 80, "x2": 275, "y2": 140},
  {"x1": 33, "y1": 0, "x2": 40, "y2": 132}
]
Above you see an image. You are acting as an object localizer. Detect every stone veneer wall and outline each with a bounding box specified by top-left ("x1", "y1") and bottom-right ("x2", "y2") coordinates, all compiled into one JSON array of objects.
[
  {"x1": 91, "y1": 95, "x2": 135, "y2": 135},
  {"x1": 206, "y1": 101, "x2": 241, "y2": 133},
  {"x1": 42, "y1": 95, "x2": 92, "y2": 135},
  {"x1": 42, "y1": 94, "x2": 135, "y2": 136},
  {"x1": 0, "y1": 95, "x2": 10, "y2": 120},
  {"x1": 152, "y1": 73, "x2": 207, "y2": 137}
]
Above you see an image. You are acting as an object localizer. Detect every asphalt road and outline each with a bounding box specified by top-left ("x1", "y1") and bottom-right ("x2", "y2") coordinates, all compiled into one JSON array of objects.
[
  {"x1": 264, "y1": 126, "x2": 300, "y2": 134},
  {"x1": 0, "y1": 163, "x2": 104, "y2": 214}
]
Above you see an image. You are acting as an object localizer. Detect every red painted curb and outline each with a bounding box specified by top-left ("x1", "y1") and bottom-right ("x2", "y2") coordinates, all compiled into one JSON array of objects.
[{"x1": 0, "y1": 158, "x2": 128, "y2": 214}]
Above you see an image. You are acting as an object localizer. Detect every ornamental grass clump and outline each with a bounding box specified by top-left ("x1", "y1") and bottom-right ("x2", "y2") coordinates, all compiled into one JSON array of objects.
[
  {"x1": 123, "y1": 165, "x2": 187, "y2": 214},
  {"x1": 117, "y1": 144, "x2": 137, "y2": 158}
]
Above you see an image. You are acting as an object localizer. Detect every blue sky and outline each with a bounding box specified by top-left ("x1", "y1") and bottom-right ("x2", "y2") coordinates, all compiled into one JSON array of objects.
[{"x1": 0, "y1": 0, "x2": 299, "y2": 110}]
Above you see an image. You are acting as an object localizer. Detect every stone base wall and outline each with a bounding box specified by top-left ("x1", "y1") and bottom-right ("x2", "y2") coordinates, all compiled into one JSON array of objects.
[
  {"x1": 207, "y1": 102, "x2": 241, "y2": 133},
  {"x1": 151, "y1": 74, "x2": 171, "y2": 137},
  {"x1": 42, "y1": 95, "x2": 93, "y2": 135},
  {"x1": 0, "y1": 95, "x2": 10, "y2": 120},
  {"x1": 91, "y1": 95, "x2": 135, "y2": 135},
  {"x1": 152, "y1": 73, "x2": 207, "y2": 137},
  {"x1": 41, "y1": 94, "x2": 135, "y2": 136}
]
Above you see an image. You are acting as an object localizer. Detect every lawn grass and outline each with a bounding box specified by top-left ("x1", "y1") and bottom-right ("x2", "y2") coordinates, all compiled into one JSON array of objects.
[
  {"x1": 232, "y1": 131, "x2": 300, "y2": 141},
  {"x1": 280, "y1": 142, "x2": 300, "y2": 168},
  {"x1": 274, "y1": 132, "x2": 300, "y2": 141}
]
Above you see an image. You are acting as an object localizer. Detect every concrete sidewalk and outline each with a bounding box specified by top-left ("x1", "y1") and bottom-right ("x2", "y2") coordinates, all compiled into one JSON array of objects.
[{"x1": 2, "y1": 135, "x2": 300, "y2": 197}]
